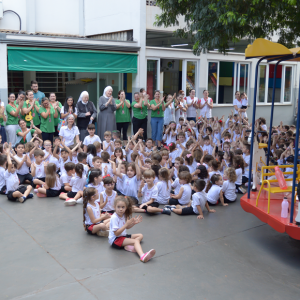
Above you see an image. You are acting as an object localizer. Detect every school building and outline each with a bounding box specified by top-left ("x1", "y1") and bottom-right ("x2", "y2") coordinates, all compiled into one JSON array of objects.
[{"x1": 0, "y1": 0, "x2": 298, "y2": 125}]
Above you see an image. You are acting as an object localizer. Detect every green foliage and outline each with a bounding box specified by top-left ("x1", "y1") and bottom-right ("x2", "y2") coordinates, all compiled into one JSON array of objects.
[{"x1": 154, "y1": 0, "x2": 300, "y2": 55}]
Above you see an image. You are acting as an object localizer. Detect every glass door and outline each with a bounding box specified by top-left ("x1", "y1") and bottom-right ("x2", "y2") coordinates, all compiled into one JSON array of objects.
[
  {"x1": 235, "y1": 63, "x2": 250, "y2": 97},
  {"x1": 147, "y1": 59, "x2": 160, "y2": 99}
]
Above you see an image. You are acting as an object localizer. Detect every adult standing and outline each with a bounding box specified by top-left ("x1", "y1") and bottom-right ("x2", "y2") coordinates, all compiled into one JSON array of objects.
[
  {"x1": 198, "y1": 90, "x2": 213, "y2": 119},
  {"x1": 31, "y1": 80, "x2": 45, "y2": 105},
  {"x1": 174, "y1": 94, "x2": 187, "y2": 123},
  {"x1": 115, "y1": 90, "x2": 131, "y2": 141},
  {"x1": 21, "y1": 90, "x2": 41, "y2": 128},
  {"x1": 60, "y1": 96, "x2": 78, "y2": 121},
  {"x1": 98, "y1": 86, "x2": 116, "y2": 141},
  {"x1": 39, "y1": 97, "x2": 58, "y2": 142},
  {"x1": 6, "y1": 93, "x2": 24, "y2": 145},
  {"x1": 150, "y1": 90, "x2": 166, "y2": 147},
  {"x1": 185, "y1": 89, "x2": 198, "y2": 122},
  {"x1": 15, "y1": 90, "x2": 26, "y2": 106},
  {"x1": 164, "y1": 93, "x2": 176, "y2": 126},
  {"x1": 0, "y1": 99, "x2": 7, "y2": 143},
  {"x1": 131, "y1": 90, "x2": 149, "y2": 140},
  {"x1": 59, "y1": 115, "x2": 80, "y2": 147},
  {"x1": 233, "y1": 91, "x2": 242, "y2": 115},
  {"x1": 49, "y1": 92, "x2": 62, "y2": 136},
  {"x1": 16, "y1": 119, "x2": 42, "y2": 145},
  {"x1": 76, "y1": 91, "x2": 97, "y2": 142}
]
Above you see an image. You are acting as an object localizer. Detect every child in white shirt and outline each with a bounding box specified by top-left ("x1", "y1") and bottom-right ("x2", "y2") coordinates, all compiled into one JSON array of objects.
[
  {"x1": 206, "y1": 174, "x2": 228, "y2": 206},
  {"x1": 222, "y1": 168, "x2": 237, "y2": 203},
  {"x1": 60, "y1": 162, "x2": 76, "y2": 193},
  {"x1": 83, "y1": 124, "x2": 101, "y2": 152},
  {"x1": 99, "y1": 176, "x2": 117, "y2": 213},
  {"x1": 31, "y1": 149, "x2": 47, "y2": 188},
  {"x1": 103, "y1": 131, "x2": 114, "y2": 157}
]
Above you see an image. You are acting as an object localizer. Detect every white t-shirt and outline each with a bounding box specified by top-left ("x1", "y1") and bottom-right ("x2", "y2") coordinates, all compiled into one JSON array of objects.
[
  {"x1": 59, "y1": 157, "x2": 71, "y2": 175},
  {"x1": 169, "y1": 149, "x2": 180, "y2": 163},
  {"x1": 60, "y1": 173, "x2": 73, "y2": 185},
  {"x1": 165, "y1": 130, "x2": 177, "y2": 145},
  {"x1": 51, "y1": 177, "x2": 62, "y2": 190},
  {"x1": 83, "y1": 135, "x2": 101, "y2": 146},
  {"x1": 178, "y1": 183, "x2": 192, "y2": 205},
  {"x1": 192, "y1": 191, "x2": 207, "y2": 214},
  {"x1": 78, "y1": 163, "x2": 89, "y2": 177},
  {"x1": 13, "y1": 155, "x2": 30, "y2": 175},
  {"x1": 156, "y1": 180, "x2": 171, "y2": 205},
  {"x1": 233, "y1": 98, "x2": 242, "y2": 114},
  {"x1": 141, "y1": 184, "x2": 158, "y2": 204},
  {"x1": 87, "y1": 154, "x2": 94, "y2": 168},
  {"x1": 186, "y1": 164, "x2": 195, "y2": 174},
  {"x1": 103, "y1": 141, "x2": 113, "y2": 156},
  {"x1": 0, "y1": 166, "x2": 6, "y2": 189},
  {"x1": 121, "y1": 174, "x2": 140, "y2": 198},
  {"x1": 207, "y1": 184, "x2": 222, "y2": 204},
  {"x1": 242, "y1": 98, "x2": 248, "y2": 107},
  {"x1": 102, "y1": 162, "x2": 113, "y2": 177},
  {"x1": 101, "y1": 190, "x2": 117, "y2": 211},
  {"x1": 199, "y1": 98, "x2": 213, "y2": 118},
  {"x1": 108, "y1": 213, "x2": 127, "y2": 245},
  {"x1": 126, "y1": 149, "x2": 133, "y2": 163},
  {"x1": 176, "y1": 142, "x2": 186, "y2": 154},
  {"x1": 185, "y1": 96, "x2": 198, "y2": 118},
  {"x1": 235, "y1": 168, "x2": 243, "y2": 185},
  {"x1": 59, "y1": 125, "x2": 79, "y2": 147},
  {"x1": 70, "y1": 175, "x2": 86, "y2": 192},
  {"x1": 175, "y1": 100, "x2": 187, "y2": 123},
  {"x1": 243, "y1": 154, "x2": 250, "y2": 178},
  {"x1": 164, "y1": 102, "x2": 176, "y2": 125},
  {"x1": 222, "y1": 180, "x2": 236, "y2": 201},
  {"x1": 60, "y1": 106, "x2": 78, "y2": 121},
  {"x1": 84, "y1": 202, "x2": 101, "y2": 225},
  {"x1": 88, "y1": 183, "x2": 105, "y2": 199},
  {"x1": 116, "y1": 175, "x2": 124, "y2": 194},
  {"x1": 49, "y1": 155, "x2": 60, "y2": 171},
  {"x1": 5, "y1": 170, "x2": 19, "y2": 193},
  {"x1": 202, "y1": 144, "x2": 213, "y2": 155},
  {"x1": 43, "y1": 150, "x2": 51, "y2": 162},
  {"x1": 33, "y1": 163, "x2": 45, "y2": 179}
]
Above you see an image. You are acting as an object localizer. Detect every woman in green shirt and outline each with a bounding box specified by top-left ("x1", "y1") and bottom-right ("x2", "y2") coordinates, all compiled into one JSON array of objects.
[
  {"x1": 16, "y1": 119, "x2": 42, "y2": 145},
  {"x1": 49, "y1": 92, "x2": 62, "y2": 137},
  {"x1": 21, "y1": 90, "x2": 41, "y2": 127},
  {"x1": 115, "y1": 90, "x2": 131, "y2": 141},
  {"x1": 131, "y1": 89, "x2": 149, "y2": 141},
  {"x1": 6, "y1": 92, "x2": 24, "y2": 145},
  {"x1": 39, "y1": 97, "x2": 58, "y2": 143},
  {"x1": 0, "y1": 99, "x2": 7, "y2": 143}
]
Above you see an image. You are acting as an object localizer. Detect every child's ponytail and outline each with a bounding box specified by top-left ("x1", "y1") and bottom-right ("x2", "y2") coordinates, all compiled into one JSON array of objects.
[
  {"x1": 75, "y1": 163, "x2": 84, "y2": 178},
  {"x1": 205, "y1": 174, "x2": 221, "y2": 193}
]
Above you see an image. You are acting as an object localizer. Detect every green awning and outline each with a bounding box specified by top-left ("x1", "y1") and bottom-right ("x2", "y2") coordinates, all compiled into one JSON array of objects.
[{"x1": 7, "y1": 47, "x2": 138, "y2": 73}]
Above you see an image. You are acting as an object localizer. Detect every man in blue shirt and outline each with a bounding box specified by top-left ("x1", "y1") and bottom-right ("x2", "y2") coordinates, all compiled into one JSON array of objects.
[{"x1": 31, "y1": 80, "x2": 45, "y2": 104}]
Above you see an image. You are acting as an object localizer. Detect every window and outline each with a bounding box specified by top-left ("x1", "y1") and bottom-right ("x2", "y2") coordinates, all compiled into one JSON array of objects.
[
  {"x1": 207, "y1": 61, "x2": 250, "y2": 104},
  {"x1": 256, "y1": 64, "x2": 294, "y2": 103}
]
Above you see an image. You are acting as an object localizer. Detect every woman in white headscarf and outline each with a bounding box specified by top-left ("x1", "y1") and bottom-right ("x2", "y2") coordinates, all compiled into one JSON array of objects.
[
  {"x1": 76, "y1": 91, "x2": 97, "y2": 141},
  {"x1": 97, "y1": 86, "x2": 116, "y2": 141}
]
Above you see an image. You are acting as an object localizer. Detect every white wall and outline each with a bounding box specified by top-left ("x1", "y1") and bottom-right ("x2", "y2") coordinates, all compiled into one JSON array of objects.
[
  {"x1": 35, "y1": 0, "x2": 80, "y2": 35},
  {"x1": 0, "y1": 0, "x2": 27, "y2": 31}
]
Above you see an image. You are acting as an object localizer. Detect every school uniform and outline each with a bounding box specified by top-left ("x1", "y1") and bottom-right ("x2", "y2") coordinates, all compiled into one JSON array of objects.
[
  {"x1": 83, "y1": 134, "x2": 101, "y2": 146},
  {"x1": 176, "y1": 142, "x2": 186, "y2": 154},
  {"x1": 242, "y1": 154, "x2": 251, "y2": 184},
  {"x1": 171, "y1": 178, "x2": 181, "y2": 195},
  {"x1": 165, "y1": 131, "x2": 177, "y2": 145},
  {"x1": 209, "y1": 171, "x2": 221, "y2": 179},
  {"x1": 60, "y1": 173, "x2": 73, "y2": 193},
  {"x1": 116, "y1": 175, "x2": 125, "y2": 195},
  {"x1": 103, "y1": 141, "x2": 113, "y2": 156},
  {"x1": 13, "y1": 155, "x2": 33, "y2": 185},
  {"x1": 121, "y1": 174, "x2": 140, "y2": 203},
  {"x1": 0, "y1": 166, "x2": 6, "y2": 194},
  {"x1": 49, "y1": 155, "x2": 60, "y2": 172},
  {"x1": 169, "y1": 149, "x2": 180, "y2": 163},
  {"x1": 202, "y1": 144, "x2": 213, "y2": 155},
  {"x1": 169, "y1": 183, "x2": 192, "y2": 206},
  {"x1": 126, "y1": 149, "x2": 133, "y2": 163},
  {"x1": 102, "y1": 162, "x2": 114, "y2": 177},
  {"x1": 156, "y1": 180, "x2": 172, "y2": 205},
  {"x1": 140, "y1": 184, "x2": 159, "y2": 212},
  {"x1": 71, "y1": 155, "x2": 78, "y2": 164},
  {"x1": 46, "y1": 177, "x2": 62, "y2": 197},
  {"x1": 59, "y1": 157, "x2": 71, "y2": 175},
  {"x1": 186, "y1": 164, "x2": 195, "y2": 174},
  {"x1": 5, "y1": 170, "x2": 27, "y2": 201},
  {"x1": 78, "y1": 162, "x2": 89, "y2": 177},
  {"x1": 85, "y1": 202, "x2": 102, "y2": 235},
  {"x1": 235, "y1": 168, "x2": 243, "y2": 188},
  {"x1": 181, "y1": 191, "x2": 207, "y2": 215},
  {"x1": 222, "y1": 180, "x2": 237, "y2": 203},
  {"x1": 87, "y1": 183, "x2": 105, "y2": 199},
  {"x1": 100, "y1": 190, "x2": 116, "y2": 213},
  {"x1": 67, "y1": 174, "x2": 86, "y2": 198},
  {"x1": 108, "y1": 212, "x2": 131, "y2": 249},
  {"x1": 87, "y1": 154, "x2": 94, "y2": 167},
  {"x1": 207, "y1": 184, "x2": 222, "y2": 205}
]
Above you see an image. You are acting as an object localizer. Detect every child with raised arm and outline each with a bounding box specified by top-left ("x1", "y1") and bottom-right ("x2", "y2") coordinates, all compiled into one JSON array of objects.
[
  {"x1": 171, "y1": 179, "x2": 216, "y2": 218},
  {"x1": 83, "y1": 187, "x2": 111, "y2": 237},
  {"x1": 4, "y1": 146, "x2": 33, "y2": 202},
  {"x1": 108, "y1": 196, "x2": 156, "y2": 263}
]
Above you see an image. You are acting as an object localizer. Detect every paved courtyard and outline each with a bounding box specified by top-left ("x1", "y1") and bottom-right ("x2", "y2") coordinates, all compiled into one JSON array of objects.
[{"x1": 1, "y1": 194, "x2": 300, "y2": 300}]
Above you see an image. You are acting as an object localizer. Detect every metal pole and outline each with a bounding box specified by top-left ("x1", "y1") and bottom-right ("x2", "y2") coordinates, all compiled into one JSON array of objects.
[
  {"x1": 247, "y1": 57, "x2": 266, "y2": 198},
  {"x1": 289, "y1": 78, "x2": 300, "y2": 223},
  {"x1": 266, "y1": 60, "x2": 282, "y2": 166}
]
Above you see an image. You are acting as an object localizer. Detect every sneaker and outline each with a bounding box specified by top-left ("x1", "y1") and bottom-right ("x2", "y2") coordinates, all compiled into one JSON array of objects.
[
  {"x1": 124, "y1": 245, "x2": 136, "y2": 252},
  {"x1": 140, "y1": 249, "x2": 156, "y2": 263},
  {"x1": 64, "y1": 199, "x2": 77, "y2": 206},
  {"x1": 164, "y1": 205, "x2": 176, "y2": 209},
  {"x1": 97, "y1": 230, "x2": 109, "y2": 237},
  {"x1": 36, "y1": 185, "x2": 40, "y2": 189},
  {"x1": 34, "y1": 189, "x2": 38, "y2": 193},
  {"x1": 17, "y1": 197, "x2": 26, "y2": 203},
  {"x1": 162, "y1": 208, "x2": 171, "y2": 215},
  {"x1": 26, "y1": 193, "x2": 34, "y2": 199},
  {"x1": 239, "y1": 187, "x2": 246, "y2": 194},
  {"x1": 76, "y1": 197, "x2": 83, "y2": 204}
]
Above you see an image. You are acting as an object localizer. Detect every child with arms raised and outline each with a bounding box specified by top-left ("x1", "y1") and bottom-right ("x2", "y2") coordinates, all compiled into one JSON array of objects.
[{"x1": 108, "y1": 196, "x2": 156, "y2": 263}]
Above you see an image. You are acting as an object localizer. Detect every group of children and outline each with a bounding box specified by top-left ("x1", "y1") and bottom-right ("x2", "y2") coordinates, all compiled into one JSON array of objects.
[{"x1": 0, "y1": 114, "x2": 296, "y2": 263}]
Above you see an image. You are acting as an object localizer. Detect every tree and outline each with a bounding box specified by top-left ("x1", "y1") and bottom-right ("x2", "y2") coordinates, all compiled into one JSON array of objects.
[{"x1": 154, "y1": 0, "x2": 300, "y2": 55}]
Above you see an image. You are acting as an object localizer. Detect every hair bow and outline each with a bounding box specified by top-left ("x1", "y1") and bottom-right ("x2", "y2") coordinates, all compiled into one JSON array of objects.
[
  {"x1": 225, "y1": 139, "x2": 230, "y2": 142},
  {"x1": 186, "y1": 154, "x2": 192, "y2": 158},
  {"x1": 197, "y1": 163, "x2": 201, "y2": 166},
  {"x1": 103, "y1": 174, "x2": 110, "y2": 178},
  {"x1": 168, "y1": 143, "x2": 173, "y2": 147}
]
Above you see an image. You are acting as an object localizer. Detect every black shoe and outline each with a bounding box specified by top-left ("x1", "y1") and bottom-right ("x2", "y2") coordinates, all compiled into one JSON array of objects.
[{"x1": 162, "y1": 208, "x2": 171, "y2": 215}]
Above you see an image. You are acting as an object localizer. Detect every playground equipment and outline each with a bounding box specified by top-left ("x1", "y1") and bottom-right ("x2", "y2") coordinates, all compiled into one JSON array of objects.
[{"x1": 240, "y1": 38, "x2": 300, "y2": 239}]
